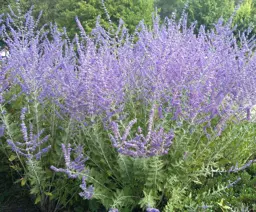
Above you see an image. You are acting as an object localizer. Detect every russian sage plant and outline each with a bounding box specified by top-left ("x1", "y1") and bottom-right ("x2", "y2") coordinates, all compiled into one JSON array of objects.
[{"x1": 1, "y1": 3, "x2": 256, "y2": 212}]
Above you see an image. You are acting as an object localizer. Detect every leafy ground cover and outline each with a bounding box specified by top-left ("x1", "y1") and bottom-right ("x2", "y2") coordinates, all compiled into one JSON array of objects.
[{"x1": 0, "y1": 3, "x2": 256, "y2": 212}]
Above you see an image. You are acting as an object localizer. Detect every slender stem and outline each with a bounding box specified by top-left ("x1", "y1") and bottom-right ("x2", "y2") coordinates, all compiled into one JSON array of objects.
[{"x1": 49, "y1": 117, "x2": 73, "y2": 193}]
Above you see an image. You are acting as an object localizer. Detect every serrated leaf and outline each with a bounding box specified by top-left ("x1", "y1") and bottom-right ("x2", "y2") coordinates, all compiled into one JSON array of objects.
[
  {"x1": 10, "y1": 165, "x2": 18, "y2": 170},
  {"x1": 44, "y1": 192, "x2": 53, "y2": 197},
  {"x1": 193, "y1": 180, "x2": 202, "y2": 185},
  {"x1": 222, "y1": 205, "x2": 231, "y2": 210},
  {"x1": 9, "y1": 154, "x2": 17, "y2": 162},
  {"x1": 35, "y1": 196, "x2": 41, "y2": 204},
  {"x1": 30, "y1": 186, "x2": 40, "y2": 195},
  {"x1": 21, "y1": 178, "x2": 26, "y2": 186}
]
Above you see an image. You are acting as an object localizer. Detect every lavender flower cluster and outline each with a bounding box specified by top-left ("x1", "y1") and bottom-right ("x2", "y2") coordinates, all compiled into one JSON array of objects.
[
  {"x1": 50, "y1": 144, "x2": 94, "y2": 199},
  {"x1": 6, "y1": 108, "x2": 51, "y2": 160},
  {"x1": 108, "y1": 208, "x2": 119, "y2": 212},
  {"x1": 0, "y1": 125, "x2": 4, "y2": 137},
  {"x1": 2, "y1": 9, "x2": 256, "y2": 123},
  {"x1": 110, "y1": 105, "x2": 174, "y2": 157},
  {"x1": 146, "y1": 208, "x2": 160, "y2": 212},
  {"x1": 228, "y1": 159, "x2": 256, "y2": 173},
  {"x1": 50, "y1": 143, "x2": 88, "y2": 178},
  {"x1": 1, "y1": 7, "x2": 256, "y2": 158}
]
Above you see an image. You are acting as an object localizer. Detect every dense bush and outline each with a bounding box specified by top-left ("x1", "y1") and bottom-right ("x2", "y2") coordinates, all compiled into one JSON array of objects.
[
  {"x1": 156, "y1": 0, "x2": 256, "y2": 35},
  {"x1": 0, "y1": 0, "x2": 155, "y2": 37},
  {"x1": 0, "y1": 5, "x2": 256, "y2": 212}
]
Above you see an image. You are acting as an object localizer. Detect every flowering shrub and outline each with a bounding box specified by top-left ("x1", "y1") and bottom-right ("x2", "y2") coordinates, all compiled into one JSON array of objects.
[{"x1": 1, "y1": 4, "x2": 256, "y2": 212}]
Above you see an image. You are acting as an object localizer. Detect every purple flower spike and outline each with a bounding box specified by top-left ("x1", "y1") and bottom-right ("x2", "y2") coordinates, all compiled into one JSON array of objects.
[
  {"x1": 79, "y1": 176, "x2": 94, "y2": 199},
  {"x1": 51, "y1": 144, "x2": 88, "y2": 179},
  {"x1": 6, "y1": 109, "x2": 50, "y2": 160},
  {"x1": 228, "y1": 159, "x2": 256, "y2": 173},
  {"x1": 0, "y1": 125, "x2": 5, "y2": 137},
  {"x1": 109, "y1": 208, "x2": 119, "y2": 212},
  {"x1": 146, "y1": 207, "x2": 160, "y2": 212},
  {"x1": 110, "y1": 104, "x2": 174, "y2": 157},
  {"x1": 51, "y1": 145, "x2": 94, "y2": 200}
]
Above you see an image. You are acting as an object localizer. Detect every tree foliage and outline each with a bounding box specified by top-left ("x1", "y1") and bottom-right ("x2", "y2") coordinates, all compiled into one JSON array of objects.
[
  {"x1": 155, "y1": 0, "x2": 256, "y2": 34},
  {"x1": 1, "y1": 0, "x2": 154, "y2": 37},
  {"x1": 234, "y1": 0, "x2": 256, "y2": 33}
]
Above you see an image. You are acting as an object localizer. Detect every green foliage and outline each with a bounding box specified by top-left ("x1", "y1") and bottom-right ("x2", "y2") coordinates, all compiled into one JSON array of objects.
[
  {"x1": 188, "y1": 0, "x2": 234, "y2": 29},
  {"x1": 56, "y1": 0, "x2": 155, "y2": 37},
  {"x1": 145, "y1": 157, "x2": 165, "y2": 191},
  {"x1": 155, "y1": 0, "x2": 235, "y2": 27},
  {"x1": 2, "y1": 87, "x2": 256, "y2": 211},
  {"x1": 1, "y1": 0, "x2": 154, "y2": 38},
  {"x1": 155, "y1": 0, "x2": 256, "y2": 35},
  {"x1": 154, "y1": 0, "x2": 185, "y2": 20},
  {"x1": 233, "y1": 0, "x2": 256, "y2": 34}
]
